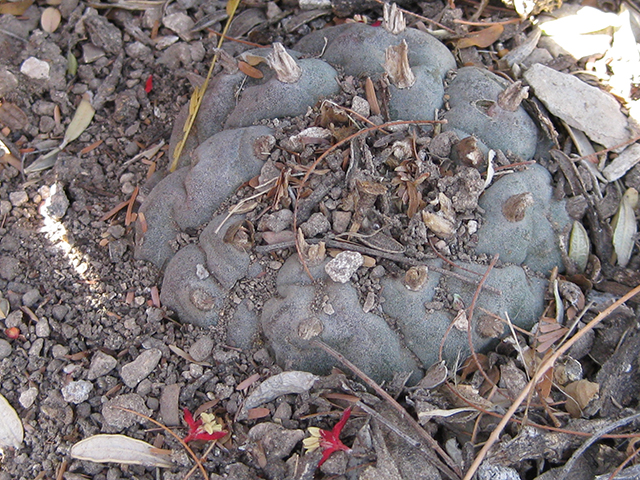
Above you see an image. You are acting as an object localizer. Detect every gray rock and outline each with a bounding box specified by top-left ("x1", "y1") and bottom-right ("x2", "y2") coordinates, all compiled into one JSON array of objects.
[
  {"x1": 87, "y1": 351, "x2": 118, "y2": 380},
  {"x1": 300, "y1": 212, "x2": 330, "y2": 237},
  {"x1": 248, "y1": 423, "x2": 306, "y2": 459},
  {"x1": 475, "y1": 164, "x2": 571, "y2": 274},
  {"x1": 9, "y1": 190, "x2": 28, "y2": 207},
  {"x1": 19, "y1": 387, "x2": 37, "y2": 409},
  {"x1": 23, "y1": 289, "x2": 42, "y2": 308},
  {"x1": 524, "y1": 63, "x2": 633, "y2": 149},
  {"x1": 325, "y1": 251, "x2": 363, "y2": 283},
  {"x1": 120, "y1": 348, "x2": 162, "y2": 388},
  {"x1": 0, "y1": 255, "x2": 21, "y2": 280},
  {"x1": 35, "y1": 318, "x2": 50, "y2": 337},
  {"x1": 188, "y1": 336, "x2": 213, "y2": 362},
  {"x1": 443, "y1": 67, "x2": 538, "y2": 160},
  {"x1": 0, "y1": 339, "x2": 11, "y2": 359},
  {"x1": 102, "y1": 393, "x2": 151, "y2": 430},
  {"x1": 83, "y1": 14, "x2": 123, "y2": 55},
  {"x1": 61, "y1": 380, "x2": 93, "y2": 404}
]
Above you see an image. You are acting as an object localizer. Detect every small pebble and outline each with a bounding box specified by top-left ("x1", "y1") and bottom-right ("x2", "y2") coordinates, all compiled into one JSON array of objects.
[
  {"x1": 189, "y1": 336, "x2": 213, "y2": 362},
  {"x1": 20, "y1": 57, "x2": 50, "y2": 80},
  {"x1": 35, "y1": 318, "x2": 50, "y2": 337},
  {"x1": 61, "y1": 380, "x2": 93, "y2": 404},
  {"x1": 325, "y1": 251, "x2": 363, "y2": 283},
  {"x1": 120, "y1": 348, "x2": 162, "y2": 388},
  {"x1": 87, "y1": 351, "x2": 118, "y2": 380},
  {"x1": 9, "y1": 191, "x2": 28, "y2": 207},
  {"x1": 0, "y1": 339, "x2": 12, "y2": 359},
  {"x1": 23, "y1": 289, "x2": 42, "y2": 309},
  {"x1": 51, "y1": 344, "x2": 69, "y2": 359},
  {"x1": 19, "y1": 387, "x2": 38, "y2": 409}
]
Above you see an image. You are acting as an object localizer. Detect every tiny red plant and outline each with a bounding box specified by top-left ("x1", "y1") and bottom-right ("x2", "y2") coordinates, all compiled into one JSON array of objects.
[
  {"x1": 145, "y1": 75, "x2": 153, "y2": 94},
  {"x1": 303, "y1": 407, "x2": 352, "y2": 466},
  {"x1": 182, "y1": 408, "x2": 227, "y2": 443}
]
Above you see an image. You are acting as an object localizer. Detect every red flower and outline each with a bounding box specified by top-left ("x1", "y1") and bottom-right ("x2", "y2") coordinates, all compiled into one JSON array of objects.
[
  {"x1": 303, "y1": 407, "x2": 352, "y2": 466},
  {"x1": 182, "y1": 408, "x2": 227, "y2": 443}
]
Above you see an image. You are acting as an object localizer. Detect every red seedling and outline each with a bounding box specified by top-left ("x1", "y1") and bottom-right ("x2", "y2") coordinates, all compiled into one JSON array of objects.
[
  {"x1": 182, "y1": 408, "x2": 227, "y2": 443},
  {"x1": 303, "y1": 407, "x2": 352, "y2": 466}
]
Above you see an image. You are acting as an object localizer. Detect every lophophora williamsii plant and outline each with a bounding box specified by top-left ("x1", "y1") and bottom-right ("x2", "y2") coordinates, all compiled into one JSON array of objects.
[{"x1": 135, "y1": 4, "x2": 571, "y2": 383}]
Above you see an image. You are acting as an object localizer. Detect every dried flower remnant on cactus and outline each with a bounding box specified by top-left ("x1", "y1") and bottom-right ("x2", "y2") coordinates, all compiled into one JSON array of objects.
[{"x1": 303, "y1": 407, "x2": 353, "y2": 466}]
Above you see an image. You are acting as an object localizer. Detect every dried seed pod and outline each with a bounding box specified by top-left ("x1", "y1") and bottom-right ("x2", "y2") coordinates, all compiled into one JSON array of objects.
[
  {"x1": 384, "y1": 40, "x2": 416, "y2": 89},
  {"x1": 223, "y1": 220, "x2": 254, "y2": 251},
  {"x1": 477, "y1": 315, "x2": 504, "y2": 338},
  {"x1": 502, "y1": 192, "x2": 534, "y2": 222},
  {"x1": 404, "y1": 265, "x2": 429, "y2": 291},
  {"x1": 297, "y1": 228, "x2": 326, "y2": 267},
  {"x1": 267, "y1": 43, "x2": 302, "y2": 84},
  {"x1": 453, "y1": 136, "x2": 484, "y2": 168},
  {"x1": 383, "y1": 3, "x2": 406, "y2": 34}
]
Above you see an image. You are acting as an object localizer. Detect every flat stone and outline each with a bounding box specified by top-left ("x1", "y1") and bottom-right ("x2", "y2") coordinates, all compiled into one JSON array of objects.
[
  {"x1": 120, "y1": 348, "x2": 162, "y2": 388},
  {"x1": 9, "y1": 191, "x2": 28, "y2": 207},
  {"x1": 524, "y1": 63, "x2": 633, "y2": 149},
  {"x1": 42, "y1": 183, "x2": 69, "y2": 220},
  {"x1": 0, "y1": 255, "x2": 20, "y2": 280},
  {"x1": 87, "y1": 351, "x2": 118, "y2": 380},
  {"x1": 19, "y1": 387, "x2": 38, "y2": 409},
  {"x1": 603, "y1": 143, "x2": 640, "y2": 182},
  {"x1": 35, "y1": 318, "x2": 50, "y2": 338}
]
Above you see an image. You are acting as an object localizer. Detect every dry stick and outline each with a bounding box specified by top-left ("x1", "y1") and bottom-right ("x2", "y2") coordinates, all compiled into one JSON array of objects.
[
  {"x1": 573, "y1": 133, "x2": 640, "y2": 164},
  {"x1": 558, "y1": 412, "x2": 640, "y2": 480},
  {"x1": 183, "y1": 441, "x2": 218, "y2": 480},
  {"x1": 116, "y1": 406, "x2": 209, "y2": 480},
  {"x1": 463, "y1": 283, "x2": 640, "y2": 480},
  {"x1": 311, "y1": 339, "x2": 463, "y2": 480}
]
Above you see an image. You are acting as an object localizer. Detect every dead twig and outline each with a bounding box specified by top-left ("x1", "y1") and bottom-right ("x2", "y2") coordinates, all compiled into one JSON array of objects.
[
  {"x1": 464, "y1": 283, "x2": 640, "y2": 480},
  {"x1": 311, "y1": 339, "x2": 463, "y2": 480}
]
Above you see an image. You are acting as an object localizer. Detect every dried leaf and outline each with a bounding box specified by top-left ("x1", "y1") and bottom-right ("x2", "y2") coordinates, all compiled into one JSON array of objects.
[
  {"x1": 564, "y1": 379, "x2": 599, "y2": 417},
  {"x1": 170, "y1": 0, "x2": 241, "y2": 170},
  {"x1": 0, "y1": 0, "x2": 33, "y2": 15},
  {"x1": 70, "y1": 434, "x2": 174, "y2": 468},
  {"x1": 0, "y1": 297, "x2": 9, "y2": 319},
  {"x1": 236, "y1": 373, "x2": 260, "y2": 391},
  {"x1": 41, "y1": 7, "x2": 61, "y2": 33},
  {"x1": 0, "y1": 102, "x2": 28, "y2": 130},
  {"x1": 247, "y1": 407, "x2": 270, "y2": 420},
  {"x1": 60, "y1": 96, "x2": 95, "y2": 150},
  {"x1": 456, "y1": 24, "x2": 504, "y2": 49},
  {"x1": 0, "y1": 393, "x2": 23, "y2": 449},
  {"x1": 226, "y1": 0, "x2": 240, "y2": 15},
  {"x1": 243, "y1": 371, "x2": 318, "y2": 411},
  {"x1": 569, "y1": 221, "x2": 590, "y2": 272},
  {"x1": 612, "y1": 188, "x2": 638, "y2": 268},
  {"x1": 238, "y1": 60, "x2": 263, "y2": 79}
]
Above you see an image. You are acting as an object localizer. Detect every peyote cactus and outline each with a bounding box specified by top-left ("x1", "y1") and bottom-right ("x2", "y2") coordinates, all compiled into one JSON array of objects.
[{"x1": 135, "y1": 5, "x2": 571, "y2": 383}]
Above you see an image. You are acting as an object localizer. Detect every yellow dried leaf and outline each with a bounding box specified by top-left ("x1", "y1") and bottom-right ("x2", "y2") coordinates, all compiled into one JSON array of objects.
[
  {"x1": 0, "y1": 0, "x2": 33, "y2": 15},
  {"x1": 564, "y1": 379, "x2": 599, "y2": 418},
  {"x1": 41, "y1": 7, "x2": 61, "y2": 33},
  {"x1": 60, "y1": 96, "x2": 95, "y2": 150},
  {"x1": 612, "y1": 188, "x2": 638, "y2": 268},
  {"x1": 70, "y1": 434, "x2": 174, "y2": 468},
  {"x1": 568, "y1": 221, "x2": 590, "y2": 272},
  {"x1": 0, "y1": 393, "x2": 23, "y2": 449},
  {"x1": 456, "y1": 24, "x2": 504, "y2": 49},
  {"x1": 169, "y1": 0, "x2": 242, "y2": 171}
]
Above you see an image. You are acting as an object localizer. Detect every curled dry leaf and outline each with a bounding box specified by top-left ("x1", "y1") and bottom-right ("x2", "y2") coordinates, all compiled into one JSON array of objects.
[
  {"x1": 70, "y1": 434, "x2": 174, "y2": 468},
  {"x1": 569, "y1": 221, "x2": 590, "y2": 273},
  {"x1": 0, "y1": 393, "x2": 23, "y2": 449},
  {"x1": 564, "y1": 379, "x2": 599, "y2": 418},
  {"x1": 60, "y1": 95, "x2": 95, "y2": 150},
  {"x1": 612, "y1": 187, "x2": 638, "y2": 268},
  {"x1": 243, "y1": 371, "x2": 318, "y2": 411},
  {"x1": 456, "y1": 24, "x2": 504, "y2": 49},
  {"x1": 41, "y1": 7, "x2": 61, "y2": 33}
]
